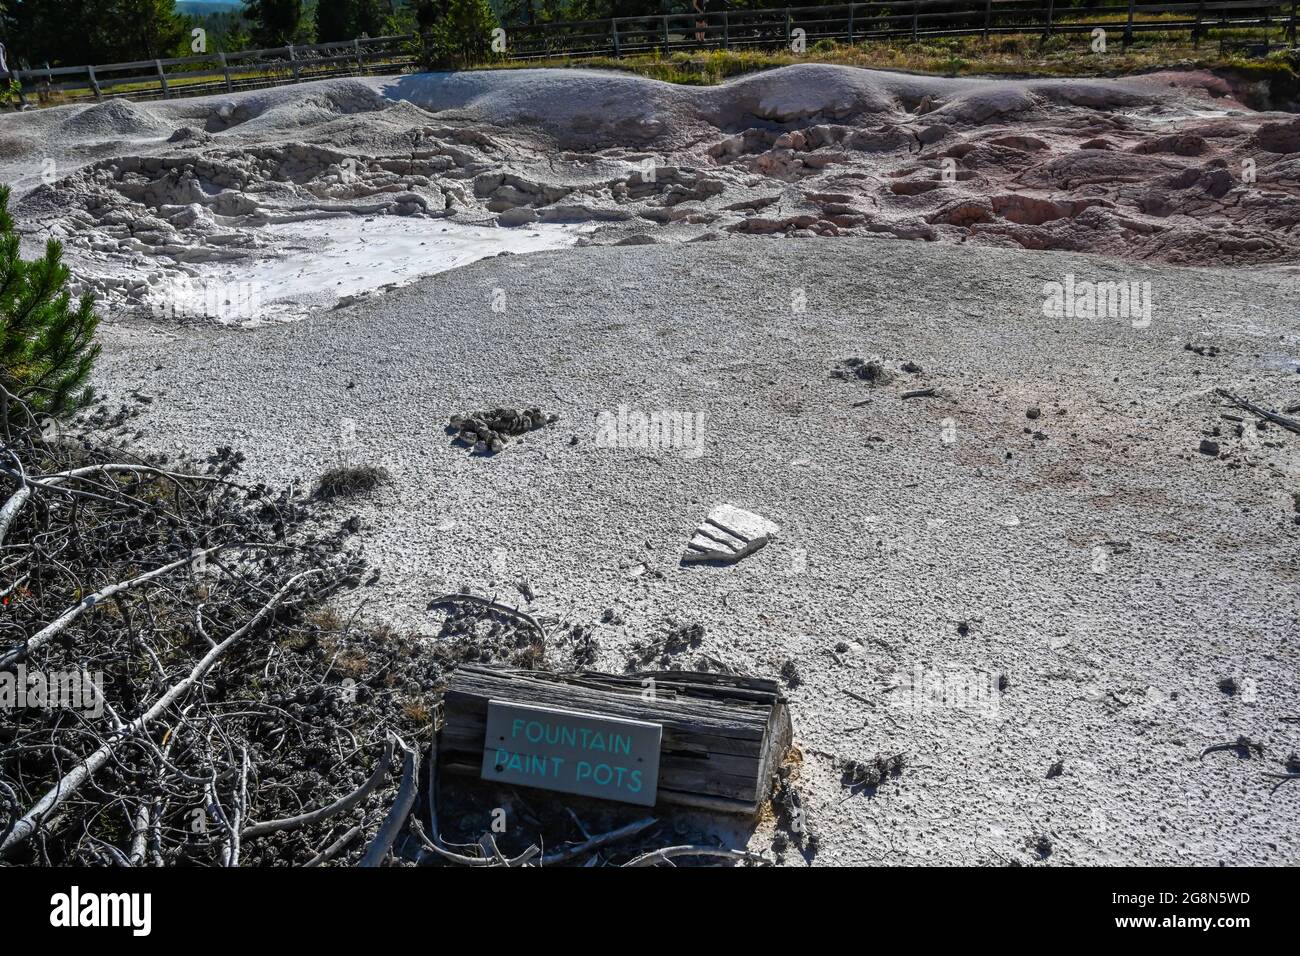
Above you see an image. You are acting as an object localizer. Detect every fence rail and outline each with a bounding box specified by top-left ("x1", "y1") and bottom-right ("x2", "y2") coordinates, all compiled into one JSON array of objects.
[{"x1": 3, "y1": 0, "x2": 1296, "y2": 106}]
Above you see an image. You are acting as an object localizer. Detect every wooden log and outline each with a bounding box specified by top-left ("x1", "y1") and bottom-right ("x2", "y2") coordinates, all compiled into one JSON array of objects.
[{"x1": 439, "y1": 665, "x2": 792, "y2": 817}]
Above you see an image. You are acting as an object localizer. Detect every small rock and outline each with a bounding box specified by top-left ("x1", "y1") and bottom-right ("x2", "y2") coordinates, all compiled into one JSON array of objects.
[{"x1": 497, "y1": 207, "x2": 539, "y2": 227}]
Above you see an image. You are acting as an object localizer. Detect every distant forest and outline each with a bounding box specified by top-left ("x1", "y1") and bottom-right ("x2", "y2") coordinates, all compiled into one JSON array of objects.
[{"x1": 2, "y1": 0, "x2": 1124, "y2": 69}]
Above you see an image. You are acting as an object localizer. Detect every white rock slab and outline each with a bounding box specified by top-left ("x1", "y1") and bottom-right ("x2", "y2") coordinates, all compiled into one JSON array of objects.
[{"x1": 682, "y1": 504, "x2": 780, "y2": 563}]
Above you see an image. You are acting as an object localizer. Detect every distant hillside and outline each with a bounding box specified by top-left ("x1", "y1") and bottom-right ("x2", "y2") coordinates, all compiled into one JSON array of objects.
[{"x1": 176, "y1": 0, "x2": 242, "y2": 11}]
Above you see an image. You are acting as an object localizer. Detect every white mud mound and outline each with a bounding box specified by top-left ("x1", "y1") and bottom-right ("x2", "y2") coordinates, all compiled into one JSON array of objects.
[{"x1": 2, "y1": 65, "x2": 1298, "y2": 321}]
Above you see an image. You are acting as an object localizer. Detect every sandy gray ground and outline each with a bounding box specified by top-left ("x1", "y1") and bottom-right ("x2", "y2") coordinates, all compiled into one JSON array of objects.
[{"x1": 95, "y1": 235, "x2": 1300, "y2": 865}]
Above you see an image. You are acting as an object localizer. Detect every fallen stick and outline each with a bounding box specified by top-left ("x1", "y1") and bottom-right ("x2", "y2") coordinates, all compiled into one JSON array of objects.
[
  {"x1": 623, "y1": 845, "x2": 772, "y2": 867},
  {"x1": 358, "y1": 740, "x2": 420, "y2": 867},
  {"x1": 409, "y1": 818, "x2": 540, "y2": 866},
  {"x1": 243, "y1": 738, "x2": 393, "y2": 839},
  {"x1": 128, "y1": 800, "x2": 152, "y2": 866},
  {"x1": 1265, "y1": 772, "x2": 1299, "y2": 795},
  {"x1": 0, "y1": 461, "x2": 227, "y2": 546},
  {"x1": 0, "y1": 485, "x2": 31, "y2": 548},
  {"x1": 900, "y1": 388, "x2": 937, "y2": 400},
  {"x1": 1215, "y1": 388, "x2": 1300, "y2": 437},
  {"x1": 303, "y1": 819, "x2": 368, "y2": 867},
  {"x1": 0, "y1": 570, "x2": 323, "y2": 859},
  {"x1": 427, "y1": 592, "x2": 544, "y2": 640},
  {"x1": 1199, "y1": 736, "x2": 1262, "y2": 761},
  {"x1": 412, "y1": 735, "x2": 541, "y2": 867},
  {"x1": 539, "y1": 817, "x2": 658, "y2": 867},
  {"x1": 0, "y1": 540, "x2": 274, "y2": 669}
]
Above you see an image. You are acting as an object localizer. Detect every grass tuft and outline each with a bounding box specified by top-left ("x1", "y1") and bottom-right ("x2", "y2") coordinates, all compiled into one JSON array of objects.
[{"x1": 314, "y1": 463, "x2": 391, "y2": 500}]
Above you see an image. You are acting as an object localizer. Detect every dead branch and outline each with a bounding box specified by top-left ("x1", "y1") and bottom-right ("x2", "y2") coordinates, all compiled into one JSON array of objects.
[
  {"x1": 0, "y1": 484, "x2": 31, "y2": 547},
  {"x1": 1215, "y1": 388, "x2": 1300, "y2": 436},
  {"x1": 0, "y1": 542, "x2": 235, "y2": 669},
  {"x1": 539, "y1": 817, "x2": 658, "y2": 866},
  {"x1": 1265, "y1": 773, "x2": 1300, "y2": 795},
  {"x1": 357, "y1": 738, "x2": 420, "y2": 867},
  {"x1": 623, "y1": 845, "x2": 772, "y2": 867},
  {"x1": 408, "y1": 818, "x2": 540, "y2": 867},
  {"x1": 243, "y1": 738, "x2": 393, "y2": 839},
  {"x1": 0, "y1": 570, "x2": 324, "y2": 859},
  {"x1": 303, "y1": 819, "x2": 369, "y2": 867},
  {"x1": 427, "y1": 592, "x2": 544, "y2": 641}
]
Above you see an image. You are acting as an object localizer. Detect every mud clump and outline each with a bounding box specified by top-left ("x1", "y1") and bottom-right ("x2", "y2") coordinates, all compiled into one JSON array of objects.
[
  {"x1": 831, "y1": 357, "x2": 896, "y2": 385},
  {"x1": 840, "y1": 752, "x2": 907, "y2": 794},
  {"x1": 448, "y1": 407, "x2": 559, "y2": 454},
  {"x1": 626, "y1": 620, "x2": 704, "y2": 669}
]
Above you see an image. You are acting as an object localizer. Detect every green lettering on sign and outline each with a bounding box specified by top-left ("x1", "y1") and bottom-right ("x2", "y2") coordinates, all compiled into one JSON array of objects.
[{"x1": 480, "y1": 699, "x2": 662, "y2": 807}]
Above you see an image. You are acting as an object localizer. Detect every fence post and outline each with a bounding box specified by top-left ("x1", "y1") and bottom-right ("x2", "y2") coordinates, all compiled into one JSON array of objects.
[
  {"x1": 1192, "y1": 0, "x2": 1204, "y2": 46},
  {"x1": 288, "y1": 44, "x2": 300, "y2": 82},
  {"x1": 911, "y1": 0, "x2": 919, "y2": 40},
  {"x1": 847, "y1": 3, "x2": 855, "y2": 43},
  {"x1": 1123, "y1": 0, "x2": 1135, "y2": 48},
  {"x1": 354, "y1": 38, "x2": 365, "y2": 74},
  {"x1": 87, "y1": 64, "x2": 102, "y2": 101},
  {"x1": 155, "y1": 59, "x2": 170, "y2": 98},
  {"x1": 723, "y1": 10, "x2": 730, "y2": 48},
  {"x1": 983, "y1": 0, "x2": 992, "y2": 39},
  {"x1": 663, "y1": 14, "x2": 670, "y2": 50},
  {"x1": 612, "y1": 18, "x2": 621, "y2": 56},
  {"x1": 1043, "y1": 0, "x2": 1054, "y2": 40},
  {"x1": 785, "y1": 9, "x2": 793, "y2": 44},
  {"x1": 1289, "y1": 0, "x2": 1296, "y2": 44},
  {"x1": 218, "y1": 52, "x2": 233, "y2": 92}
]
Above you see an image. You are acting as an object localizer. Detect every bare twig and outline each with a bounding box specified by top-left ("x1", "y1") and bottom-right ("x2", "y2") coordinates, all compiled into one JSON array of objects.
[
  {"x1": 243, "y1": 738, "x2": 393, "y2": 839},
  {"x1": 539, "y1": 816, "x2": 658, "y2": 866},
  {"x1": 623, "y1": 845, "x2": 772, "y2": 867},
  {"x1": 303, "y1": 819, "x2": 369, "y2": 867},
  {"x1": 357, "y1": 738, "x2": 420, "y2": 868},
  {"x1": 0, "y1": 570, "x2": 324, "y2": 858},
  {"x1": 1215, "y1": 388, "x2": 1300, "y2": 436}
]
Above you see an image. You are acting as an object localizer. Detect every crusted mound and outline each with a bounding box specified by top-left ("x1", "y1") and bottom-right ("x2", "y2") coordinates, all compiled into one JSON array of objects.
[{"x1": 3, "y1": 65, "x2": 1298, "y2": 314}]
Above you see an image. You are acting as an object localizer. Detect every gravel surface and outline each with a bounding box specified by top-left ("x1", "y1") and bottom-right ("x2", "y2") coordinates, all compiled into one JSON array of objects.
[{"x1": 95, "y1": 235, "x2": 1300, "y2": 865}]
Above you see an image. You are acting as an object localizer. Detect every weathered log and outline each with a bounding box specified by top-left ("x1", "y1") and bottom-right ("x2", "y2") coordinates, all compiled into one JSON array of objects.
[{"x1": 439, "y1": 665, "x2": 793, "y2": 817}]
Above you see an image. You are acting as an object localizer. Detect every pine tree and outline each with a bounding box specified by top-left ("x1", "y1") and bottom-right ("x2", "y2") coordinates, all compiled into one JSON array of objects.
[
  {"x1": 355, "y1": 0, "x2": 388, "y2": 37},
  {"x1": 315, "y1": 0, "x2": 359, "y2": 42},
  {"x1": 243, "y1": 0, "x2": 304, "y2": 47},
  {"x1": 424, "y1": 0, "x2": 501, "y2": 68},
  {"x1": 0, "y1": 186, "x2": 100, "y2": 420},
  {"x1": 414, "y1": 0, "x2": 445, "y2": 33},
  {"x1": 112, "y1": 0, "x2": 188, "y2": 60}
]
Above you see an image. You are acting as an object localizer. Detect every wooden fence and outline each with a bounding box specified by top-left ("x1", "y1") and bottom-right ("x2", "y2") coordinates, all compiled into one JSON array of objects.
[{"x1": 2, "y1": 0, "x2": 1296, "y2": 106}]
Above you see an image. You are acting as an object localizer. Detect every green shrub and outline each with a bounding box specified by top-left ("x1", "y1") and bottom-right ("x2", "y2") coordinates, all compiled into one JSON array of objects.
[{"x1": 0, "y1": 185, "x2": 100, "y2": 420}]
